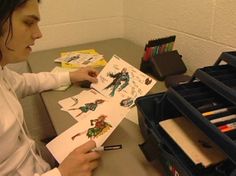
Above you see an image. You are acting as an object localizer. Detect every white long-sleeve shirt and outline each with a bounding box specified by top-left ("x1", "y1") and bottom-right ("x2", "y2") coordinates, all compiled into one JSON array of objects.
[{"x1": 0, "y1": 66, "x2": 71, "y2": 176}]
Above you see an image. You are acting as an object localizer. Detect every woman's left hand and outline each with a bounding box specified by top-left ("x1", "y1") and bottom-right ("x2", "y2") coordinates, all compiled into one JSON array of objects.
[{"x1": 69, "y1": 66, "x2": 98, "y2": 84}]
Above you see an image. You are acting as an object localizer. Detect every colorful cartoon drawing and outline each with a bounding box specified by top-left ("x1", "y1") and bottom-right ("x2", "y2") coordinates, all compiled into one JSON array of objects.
[
  {"x1": 68, "y1": 99, "x2": 105, "y2": 117},
  {"x1": 120, "y1": 97, "x2": 133, "y2": 107},
  {"x1": 104, "y1": 68, "x2": 130, "y2": 96},
  {"x1": 71, "y1": 115, "x2": 112, "y2": 140}
]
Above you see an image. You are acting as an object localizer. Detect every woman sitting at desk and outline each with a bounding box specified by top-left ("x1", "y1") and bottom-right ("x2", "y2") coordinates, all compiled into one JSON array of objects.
[{"x1": 0, "y1": 0, "x2": 101, "y2": 175}]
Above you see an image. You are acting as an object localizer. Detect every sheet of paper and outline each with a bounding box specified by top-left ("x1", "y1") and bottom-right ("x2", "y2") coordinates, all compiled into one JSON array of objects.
[
  {"x1": 54, "y1": 52, "x2": 103, "y2": 67},
  {"x1": 47, "y1": 99, "x2": 126, "y2": 163},
  {"x1": 59, "y1": 49, "x2": 107, "y2": 68},
  {"x1": 61, "y1": 58, "x2": 107, "y2": 69},
  {"x1": 59, "y1": 90, "x2": 107, "y2": 120},
  {"x1": 91, "y1": 55, "x2": 156, "y2": 106},
  {"x1": 59, "y1": 89, "x2": 130, "y2": 121},
  {"x1": 159, "y1": 117, "x2": 227, "y2": 167},
  {"x1": 60, "y1": 49, "x2": 99, "y2": 56}
]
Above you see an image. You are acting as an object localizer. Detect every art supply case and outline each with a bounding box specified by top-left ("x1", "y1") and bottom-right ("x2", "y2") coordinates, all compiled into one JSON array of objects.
[{"x1": 136, "y1": 51, "x2": 236, "y2": 176}]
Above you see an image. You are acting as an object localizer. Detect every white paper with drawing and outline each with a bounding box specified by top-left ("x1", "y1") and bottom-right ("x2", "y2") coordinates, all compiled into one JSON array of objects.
[
  {"x1": 54, "y1": 52, "x2": 103, "y2": 67},
  {"x1": 91, "y1": 55, "x2": 156, "y2": 106},
  {"x1": 46, "y1": 100, "x2": 125, "y2": 163},
  {"x1": 59, "y1": 89, "x2": 109, "y2": 121},
  {"x1": 48, "y1": 55, "x2": 156, "y2": 163}
]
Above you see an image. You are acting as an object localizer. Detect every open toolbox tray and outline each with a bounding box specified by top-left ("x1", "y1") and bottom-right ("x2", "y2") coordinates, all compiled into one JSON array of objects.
[
  {"x1": 136, "y1": 51, "x2": 236, "y2": 175},
  {"x1": 167, "y1": 81, "x2": 236, "y2": 164},
  {"x1": 192, "y1": 64, "x2": 236, "y2": 105},
  {"x1": 191, "y1": 51, "x2": 236, "y2": 105},
  {"x1": 136, "y1": 92, "x2": 236, "y2": 176}
]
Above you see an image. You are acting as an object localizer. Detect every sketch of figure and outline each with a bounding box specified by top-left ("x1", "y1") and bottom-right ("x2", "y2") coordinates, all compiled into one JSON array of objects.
[
  {"x1": 71, "y1": 115, "x2": 112, "y2": 140},
  {"x1": 81, "y1": 57, "x2": 93, "y2": 65},
  {"x1": 104, "y1": 68, "x2": 130, "y2": 96},
  {"x1": 145, "y1": 78, "x2": 152, "y2": 85},
  {"x1": 76, "y1": 99, "x2": 105, "y2": 117},
  {"x1": 65, "y1": 54, "x2": 80, "y2": 62},
  {"x1": 68, "y1": 99, "x2": 105, "y2": 117},
  {"x1": 120, "y1": 97, "x2": 133, "y2": 107}
]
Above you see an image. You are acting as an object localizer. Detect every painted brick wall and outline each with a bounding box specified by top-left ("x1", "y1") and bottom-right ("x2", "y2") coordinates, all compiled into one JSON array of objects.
[
  {"x1": 124, "y1": 0, "x2": 236, "y2": 72},
  {"x1": 34, "y1": 0, "x2": 124, "y2": 51},
  {"x1": 33, "y1": 0, "x2": 236, "y2": 72}
]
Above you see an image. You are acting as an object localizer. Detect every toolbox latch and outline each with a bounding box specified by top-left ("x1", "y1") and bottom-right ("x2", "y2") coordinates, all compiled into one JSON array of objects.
[{"x1": 139, "y1": 135, "x2": 160, "y2": 162}]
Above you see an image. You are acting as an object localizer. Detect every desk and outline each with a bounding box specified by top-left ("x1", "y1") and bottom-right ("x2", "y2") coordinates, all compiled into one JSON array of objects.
[{"x1": 28, "y1": 38, "x2": 166, "y2": 176}]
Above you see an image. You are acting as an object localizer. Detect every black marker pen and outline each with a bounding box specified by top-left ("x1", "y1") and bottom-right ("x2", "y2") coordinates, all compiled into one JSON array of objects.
[{"x1": 91, "y1": 144, "x2": 122, "y2": 152}]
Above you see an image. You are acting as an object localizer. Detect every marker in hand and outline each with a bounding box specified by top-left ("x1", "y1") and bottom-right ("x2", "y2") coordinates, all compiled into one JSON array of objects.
[{"x1": 91, "y1": 144, "x2": 122, "y2": 152}]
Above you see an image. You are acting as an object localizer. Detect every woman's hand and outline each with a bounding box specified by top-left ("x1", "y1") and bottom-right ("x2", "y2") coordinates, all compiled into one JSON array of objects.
[
  {"x1": 69, "y1": 67, "x2": 98, "y2": 84},
  {"x1": 58, "y1": 140, "x2": 102, "y2": 176}
]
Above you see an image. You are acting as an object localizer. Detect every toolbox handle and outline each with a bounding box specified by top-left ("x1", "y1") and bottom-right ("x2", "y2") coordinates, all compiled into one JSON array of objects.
[{"x1": 214, "y1": 51, "x2": 236, "y2": 67}]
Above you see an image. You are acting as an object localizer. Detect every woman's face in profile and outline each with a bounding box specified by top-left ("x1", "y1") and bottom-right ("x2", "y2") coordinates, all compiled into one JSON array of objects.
[{"x1": 0, "y1": 0, "x2": 42, "y2": 65}]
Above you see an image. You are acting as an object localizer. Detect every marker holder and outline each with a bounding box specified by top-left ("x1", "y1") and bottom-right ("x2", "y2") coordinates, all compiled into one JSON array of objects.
[{"x1": 140, "y1": 50, "x2": 187, "y2": 81}]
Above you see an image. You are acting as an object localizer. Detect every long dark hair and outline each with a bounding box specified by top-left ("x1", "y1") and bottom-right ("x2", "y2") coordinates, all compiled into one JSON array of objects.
[{"x1": 0, "y1": 0, "x2": 40, "y2": 60}]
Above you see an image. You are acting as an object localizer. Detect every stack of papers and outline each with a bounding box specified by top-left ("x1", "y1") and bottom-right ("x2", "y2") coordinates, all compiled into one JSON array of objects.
[
  {"x1": 51, "y1": 49, "x2": 107, "y2": 91},
  {"x1": 54, "y1": 49, "x2": 106, "y2": 68},
  {"x1": 47, "y1": 55, "x2": 157, "y2": 163}
]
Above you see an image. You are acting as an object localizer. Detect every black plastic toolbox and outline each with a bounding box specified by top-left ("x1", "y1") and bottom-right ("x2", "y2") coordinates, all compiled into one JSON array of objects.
[{"x1": 136, "y1": 51, "x2": 236, "y2": 176}]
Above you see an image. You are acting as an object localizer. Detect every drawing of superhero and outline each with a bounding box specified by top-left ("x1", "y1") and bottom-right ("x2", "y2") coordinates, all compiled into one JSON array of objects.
[
  {"x1": 104, "y1": 68, "x2": 130, "y2": 96},
  {"x1": 120, "y1": 97, "x2": 133, "y2": 107},
  {"x1": 71, "y1": 115, "x2": 112, "y2": 140},
  {"x1": 68, "y1": 99, "x2": 105, "y2": 117}
]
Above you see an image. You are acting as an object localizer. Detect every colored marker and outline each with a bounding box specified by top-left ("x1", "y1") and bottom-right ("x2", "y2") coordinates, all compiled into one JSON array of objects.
[
  {"x1": 154, "y1": 46, "x2": 159, "y2": 56},
  {"x1": 210, "y1": 114, "x2": 236, "y2": 124},
  {"x1": 197, "y1": 102, "x2": 220, "y2": 111},
  {"x1": 166, "y1": 41, "x2": 174, "y2": 51},
  {"x1": 218, "y1": 122, "x2": 236, "y2": 133},
  {"x1": 202, "y1": 108, "x2": 229, "y2": 116},
  {"x1": 91, "y1": 144, "x2": 122, "y2": 152},
  {"x1": 144, "y1": 47, "x2": 152, "y2": 61}
]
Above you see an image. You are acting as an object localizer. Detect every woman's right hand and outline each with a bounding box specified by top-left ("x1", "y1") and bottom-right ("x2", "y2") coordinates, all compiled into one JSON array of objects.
[{"x1": 58, "y1": 140, "x2": 102, "y2": 176}]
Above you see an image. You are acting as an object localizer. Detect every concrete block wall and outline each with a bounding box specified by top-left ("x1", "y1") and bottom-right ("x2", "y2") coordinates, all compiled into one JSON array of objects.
[
  {"x1": 124, "y1": 0, "x2": 236, "y2": 72},
  {"x1": 33, "y1": 0, "x2": 236, "y2": 72},
  {"x1": 34, "y1": 0, "x2": 124, "y2": 51}
]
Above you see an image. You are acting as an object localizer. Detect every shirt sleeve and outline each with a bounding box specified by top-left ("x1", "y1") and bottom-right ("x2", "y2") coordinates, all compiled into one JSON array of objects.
[
  {"x1": 5, "y1": 67, "x2": 71, "y2": 98},
  {"x1": 34, "y1": 168, "x2": 62, "y2": 176}
]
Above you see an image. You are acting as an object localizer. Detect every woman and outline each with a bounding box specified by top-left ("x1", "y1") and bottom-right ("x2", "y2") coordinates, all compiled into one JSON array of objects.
[{"x1": 0, "y1": 0, "x2": 101, "y2": 175}]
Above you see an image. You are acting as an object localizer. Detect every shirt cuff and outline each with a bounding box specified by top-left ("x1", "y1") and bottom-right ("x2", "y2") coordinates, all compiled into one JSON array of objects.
[
  {"x1": 40, "y1": 168, "x2": 62, "y2": 176},
  {"x1": 56, "y1": 71, "x2": 71, "y2": 86}
]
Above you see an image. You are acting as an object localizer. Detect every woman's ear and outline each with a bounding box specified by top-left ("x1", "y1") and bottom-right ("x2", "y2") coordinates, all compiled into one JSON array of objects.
[{"x1": 0, "y1": 51, "x2": 2, "y2": 62}]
